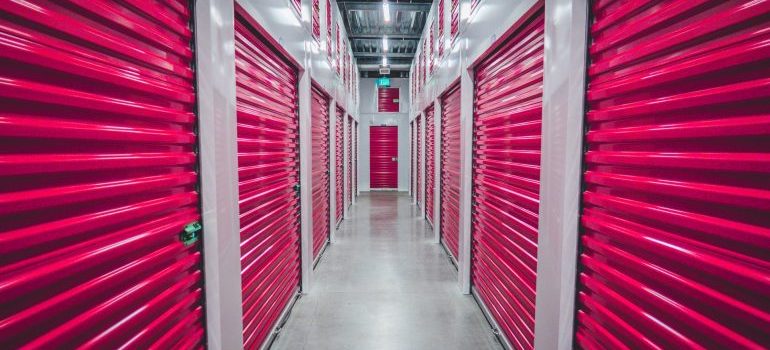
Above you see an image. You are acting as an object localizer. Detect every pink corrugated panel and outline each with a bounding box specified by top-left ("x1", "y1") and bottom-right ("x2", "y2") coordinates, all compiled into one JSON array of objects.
[
  {"x1": 576, "y1": 1, "x2": 770, "y2": 348},
  {"x1": 335, "y1": 105, "x2": 344, "y2": 224},
  {"x1": 411, "y1": 121, "x2": 415, "y2": 195},
  {"x1": 416, "y1": 116, "x2": 423, "y2": 208},
  {"x1": 441, "y1": 83, "x2": 461, "y2": 260},
  {"x1": 346, "y1": 115, "x2": 353, "y2": 209},
  {"x1": 425, "y1": 104, "x2": 436, "y2": 225},
  {"x1": 0, "y1": 0, "x2": 204, "y2": 348},
  {"x1": 438, "y1": 0, "x2": 445, "y2": 57},
  {"x1": 312, "y1": 0, "x2": 320, "y2": 41},
  {"x1": 370, "y1": 126, "x2": 399, "y2": 189},
  {"x1": 311, "y1": 85, "x2": 330, "y2": 260},
  {"x1": 326, "y1": 0, "x2": 332, "y2": 61},
  {"x1": 378, "y1": 87, "x2": 400, "y2": 112},
  {"x1": 235, "y1": 6, "x2": 301, "y2": 349},
  {"x1": 354, "y1": 121, "x2": 357, "y2": 195},
  {"x1": 471, "y1": 3, "x2": 544, "y2": 349}
]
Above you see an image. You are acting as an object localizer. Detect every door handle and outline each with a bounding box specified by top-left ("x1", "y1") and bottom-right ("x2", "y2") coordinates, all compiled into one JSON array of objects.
[{"x1": 392, "y1": 157, "x2": 397, "y2": 161}]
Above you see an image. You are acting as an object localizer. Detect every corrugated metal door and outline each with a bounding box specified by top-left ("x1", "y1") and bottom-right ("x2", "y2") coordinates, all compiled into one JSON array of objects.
[
  {"x1": 335, "y1": 105, "x2": 344, "y2": 224},
  {"x1": 425, "y1": 104, "x2": 436, "y2": 225},
  {"x1": 369, "y1": 126, "x2": 399, "y2": 189},
  {"x1": 346, "y1": 115, "x2": 352, "y2": 209},
  {"x1": 411, "y1": 121, "x2": 415, "y2": 195},
  {"x1": 354, "y1": 121, "x2": 358, "y2": 197},
  {"x1": 441, "y1": 83, "x2": 461, "y2": 260},
  {"x1": 438, "y1": 0, "x2": 445, "y2": 57},
  {"x1": 471, "y1": 4, "x2": 544, "y2": 349},
  {"x1": 326, "y1": 0, "x2": 332, "y2": 61},
  {"x1": 311, "y1": 0, "x2": 320, "y2": 41},
  {"x1": 575, "y1": 2, "x2": 770, "y2": 348},
  {"x1": 235, "y1": 8, "x2": 301, "y2": 349},
  {"x1": 378, "y1": 87, "x2": 400, "y2": 112},
  {"x1": 0, "y1": 2, "x2": 204, "y2": 348},
  {"x1": 311, "y1": 85, "x2": 330, "y2": 260},
  {"x1": 450, "y1": 0, "x2": 459, "y2": 41},
  {"x1": 416, "y1": 116, "x2": 423, "y2": 208},
  {"x1": 290, "y1": 0, "x2": 301, "y2": 16},
  {"x1": 335, "y1": 23, "x2": 340, "y2": 75}
]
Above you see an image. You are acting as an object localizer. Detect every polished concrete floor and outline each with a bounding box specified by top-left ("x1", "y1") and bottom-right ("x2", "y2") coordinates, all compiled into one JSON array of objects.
[{"x1": 272, "y1": 192, "x2": 502, "y2": 350}]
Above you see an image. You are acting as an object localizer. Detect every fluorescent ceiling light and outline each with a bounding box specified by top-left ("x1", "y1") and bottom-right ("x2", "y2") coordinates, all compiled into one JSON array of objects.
[
  {"x1": 382, "y1": 36, "x2": 389, "y2": 52},
  {"x1": 383, "y1": 1, "x2": 390, "y2": 22}
]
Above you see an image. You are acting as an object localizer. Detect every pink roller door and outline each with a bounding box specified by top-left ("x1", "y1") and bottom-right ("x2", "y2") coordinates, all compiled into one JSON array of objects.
[
  {"x1": 235, "y1": 7, "x2": 301, "y2": 349},
  {"x1": 0, "y1": 1, "x2": 204, "y2": 348},
  {"x1": 378, "y1": 87, "x2": 400, "y2": 112},
  {"x1": 311, "y1": 0, "x2": 320, "y2": 41},
  {"x1": 411, "y1": 121, "x2": 415, "y2": 195},
  {"x1": 369, "y1": 126, "x2": 399, "y2": 189},
  {"x1": 575, "y1": 1, "x2": 770, "y2": 348},
  {"x1": 311, "y1": 85, "x2": 330, "y2": 260},
  {"x1": 438, "y1": 0, "x2": 445, "y2": 57},
  {"x1": 290, "y1": 0, "x2": 300, "y2": 16},
  {"x1": 425, "y1": 104, "x2": 435, "y2": 225},
  {"x1": 471, "y1": 3, "x2": 544, "y2": 349},
  {"x1": 441, "y1": 83, "x2": 461, "y2": 260},
  {"x1": 335, "y1": 105, "x2": 344, "y2": 224},
  {"x1": 354, "y1": 121, "x2": 359, "y2": 197},
  {"x1": 346, "y1": 115, "x2": 352, "y2": 209},
  {"x1": 416, "y1": 116, "x2": 423, "y2": 207},
  {"x1": 450, "y1": 0, "x2": 459, "y2": 41},
  {"x1": 326, "y1": 0, "x2": 332, "y2": 61}
]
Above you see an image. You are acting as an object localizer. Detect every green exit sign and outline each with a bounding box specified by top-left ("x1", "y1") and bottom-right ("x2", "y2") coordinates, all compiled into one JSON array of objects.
[{"x1": 376, "y1": 77, "x2": 390, "y2": 87}]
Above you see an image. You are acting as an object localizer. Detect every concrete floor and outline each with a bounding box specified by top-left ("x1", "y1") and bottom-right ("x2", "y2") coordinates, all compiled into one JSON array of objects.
[{"x1": 271, "y1": 192, "x2": 502, "y2": 350}]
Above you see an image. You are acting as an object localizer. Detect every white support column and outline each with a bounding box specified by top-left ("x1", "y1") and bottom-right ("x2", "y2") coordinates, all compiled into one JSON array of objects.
[
  {"x1": 534, "y1": 0, "x2": 589, "y2": 349},
  {"x1": 298, "y1": 65, "x2": 314, "y2": 293},
  {"x1": 329, "y1": 99, "x2": 338, "y2": 243},
  {"x1": 195, "y1": 1, "x2": 244, "y2": 349},
  {"x1": 457, "y1": 50, "x2": 475, "y2": 294},
  {"x1": 343, "y1": 113, "x2": 350, "y2": 219},
  {"x1": 432, "y1": 99, "x2": 442, "y2": 244}
]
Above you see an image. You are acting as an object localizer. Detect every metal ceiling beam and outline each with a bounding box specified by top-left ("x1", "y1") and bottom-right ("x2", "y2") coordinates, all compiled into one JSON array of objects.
[
  {"x1": 339, "y1": 2, "x2": 432, "y2": 11},
  {"x1": 355, "y1": 52, "x2": 414, "y2": 58},
  {"x1": 349, "y1": 34, "x2": 421, "y2": 39},
  {"x1": 358, "y1": 63, "x2": 412, "y2": 69}
]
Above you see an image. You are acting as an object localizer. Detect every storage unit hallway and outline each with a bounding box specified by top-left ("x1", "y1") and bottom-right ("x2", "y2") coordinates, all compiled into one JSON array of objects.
[
  {"x1": 272, "y1": 193, "x2": 501, "y2": 350},
  {"x1": 1, "y1": 0, "x2": 769, "y2": 349}
]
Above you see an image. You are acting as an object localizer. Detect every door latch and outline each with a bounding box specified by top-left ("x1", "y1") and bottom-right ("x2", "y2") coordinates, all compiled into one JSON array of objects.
[{"x1": 181, "y1": 221, "x2": 202, "y2": 246}]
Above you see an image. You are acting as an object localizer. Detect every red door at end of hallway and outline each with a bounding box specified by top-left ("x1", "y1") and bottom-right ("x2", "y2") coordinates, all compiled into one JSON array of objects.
[
  {"x1": 369, "y1": 126, "x2": 399, "y2": 189},
  {"x1": 235, "y1": 6, "x2": 301, "y2": 349}
]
